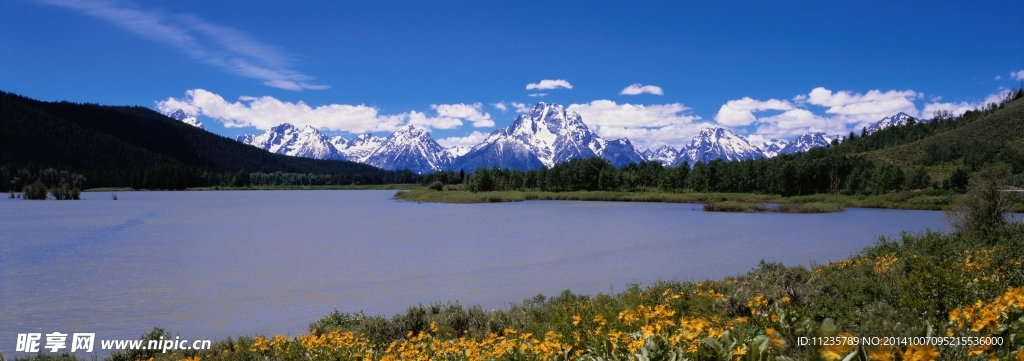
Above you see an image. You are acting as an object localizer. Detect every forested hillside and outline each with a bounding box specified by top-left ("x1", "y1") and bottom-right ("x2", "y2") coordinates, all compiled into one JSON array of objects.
[{"x1": 0, "y1": 91, "x2": 399, "y2": 191}]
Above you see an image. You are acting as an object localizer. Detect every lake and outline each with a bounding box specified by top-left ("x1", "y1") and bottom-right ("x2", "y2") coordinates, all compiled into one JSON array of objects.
[{"x1": 0, "y1": 190, "x2": 949, "y2": 355}]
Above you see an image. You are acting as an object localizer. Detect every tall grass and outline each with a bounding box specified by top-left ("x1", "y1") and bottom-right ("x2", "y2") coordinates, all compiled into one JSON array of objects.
[
  {"x1": 395, "y1": 187, "x2": 979, "y2": 211},
  {"x1": 776, "y1": 202, "x2": 844, "y2": 213},
  {"x1": 702, "y1": 201, "x2": 767, "y2": 213}
]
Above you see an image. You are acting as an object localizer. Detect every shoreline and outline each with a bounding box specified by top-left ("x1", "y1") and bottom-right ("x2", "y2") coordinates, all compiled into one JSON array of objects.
[
  {"x1": 81, "y1": 184, "x2": 421, "y2": 192},
  {"x1": 392, "y1": 187, "x2": 969, "y2": 211}
]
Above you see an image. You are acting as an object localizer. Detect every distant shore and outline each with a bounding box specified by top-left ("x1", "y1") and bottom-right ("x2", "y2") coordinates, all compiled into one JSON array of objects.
[
  {"x1": 81, "y1": 184, "x2": 421, "y2": 192},
  {"x1": 393, "y1": 186, "x2": 979, "y2": 211}
]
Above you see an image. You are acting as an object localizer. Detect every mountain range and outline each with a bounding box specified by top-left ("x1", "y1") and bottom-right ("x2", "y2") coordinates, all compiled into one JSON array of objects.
[{"x1": 215, "y1": 102, "x2": 911, "y2": 173}]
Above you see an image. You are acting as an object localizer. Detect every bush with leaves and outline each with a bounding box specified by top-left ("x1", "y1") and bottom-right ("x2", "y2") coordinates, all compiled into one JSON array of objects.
[
  {"x1": 22, "y1": 181, "x2": 47, "y2": 200},
  {"x1": 947, "y1": 165, "x2": 1011, "y2": 239}
]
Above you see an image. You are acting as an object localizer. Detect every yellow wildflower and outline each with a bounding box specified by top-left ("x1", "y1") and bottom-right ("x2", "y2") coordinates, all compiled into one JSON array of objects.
[
  {"x1": 902, "y1": 345, "x2": 939, "y2": 361},
  {"x1": 866, "y1": 346, "x2": 895, "y2": 361}
]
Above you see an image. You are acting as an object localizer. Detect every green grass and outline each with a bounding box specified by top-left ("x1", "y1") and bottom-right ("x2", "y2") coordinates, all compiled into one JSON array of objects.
[
  {"x1": 776, "y1": 202, "x2": 845, "y2": 213},
  {"x1": 702, "y1": 201, "x2": 767, "y2": 213},
  {"x1": 395, "y1": 187, "x2": 979, "y2": 211}
]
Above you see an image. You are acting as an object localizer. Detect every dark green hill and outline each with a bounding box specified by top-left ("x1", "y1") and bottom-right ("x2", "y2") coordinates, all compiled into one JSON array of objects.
[
  {"x1": 858, "y1": 93, "x2": 1024, "y2": 180},
  {"x1": 0, "y1": 91, "x2": 399, "y2": 190}
]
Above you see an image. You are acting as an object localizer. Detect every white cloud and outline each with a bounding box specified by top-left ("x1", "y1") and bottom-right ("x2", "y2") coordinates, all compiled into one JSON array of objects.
[
  {"x1": 526, "y1": 79, "x2": 572, "y2": 90},
  {"x1": 492, "y1": 102, "x2": 508, "y2": 112},
  {"x1": 715, "y1": 87, "x2": 922, "y2": 140},
  {"x1": 752, "y1": 109, "x2": 847, "y2": 140},
  {"x1": 431, "y1": 103, "x2": 494, "y2": 127},
  {"x1": 528, "y1": 93, "x2": 548, "y2": 97},
  {"x1": 995, "y1": 75, "x2": 1002, "y2": 80},
  {"x1": 156, "y1": 89, "x2": 494, "y2": 134},
  {"x1": 38, "y1": 0, "x2": 327, "y2": 91},
  {"x1": 567, "y1": 100, "x2": 710, "y2": 150},
  {"x1": 805, "y1": 87, "x2": 920, "y2": 120},
  {"x1": 407, "y1": 111, "x2": 463, "y2": 130},
  {"x1": 511, "y1": 102, "x2": 529, "y2": 113},
  {"x1": 157, "y1": 89, "x2": 400, "y2": 133},
  {"x1": 1013, "y1": 70, "x2": 1024, "y2": 81},
  {"x1": 923, "y1": 88, "x2": 1012, "y2": 118},
  {"x1": 714, "y1": 97, "x2": 793, "y2": 126},
  {"x1": 436, "y1": 131, "x2": 490, "y2": 148},
  {"x1": 620, "y1": 84, "x2": 664, "y2": 96}
]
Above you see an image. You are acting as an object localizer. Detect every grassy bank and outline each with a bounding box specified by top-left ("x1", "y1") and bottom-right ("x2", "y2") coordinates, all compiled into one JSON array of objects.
[
  {"x1": 702, "y1": 201, "x2": 846, "y2": 213},
  {"x1": 16, "y1": 224, "x2": 1024, "y2": 361},
  {"x1": 394, "y1": 187, "x2": 988, "y2": 211}
]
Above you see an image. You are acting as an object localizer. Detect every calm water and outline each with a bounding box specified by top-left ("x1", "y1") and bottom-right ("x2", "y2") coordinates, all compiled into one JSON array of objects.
[{"x1": 0, "y1": 190, "x2": 948, "y2": 354}]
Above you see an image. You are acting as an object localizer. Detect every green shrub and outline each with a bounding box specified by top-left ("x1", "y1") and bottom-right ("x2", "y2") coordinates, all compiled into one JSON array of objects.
[
  {"x1": 777, "y1": 202, "x2": 844, "y2": 213},
  {"x1": 703, "y1": 201, "x2": 767, "y2": 212},
  {"x1": 22, "y1": 181, "x2": 47, "y2": 200},
  {"x1": 49, "y1": 184, "x2": 80, "y2": 200}
]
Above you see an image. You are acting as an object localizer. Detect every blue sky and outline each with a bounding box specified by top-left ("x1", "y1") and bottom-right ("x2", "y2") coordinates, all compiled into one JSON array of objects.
[{"x1": 2, "y1": 0, "x2": 1022, "y2": 150}]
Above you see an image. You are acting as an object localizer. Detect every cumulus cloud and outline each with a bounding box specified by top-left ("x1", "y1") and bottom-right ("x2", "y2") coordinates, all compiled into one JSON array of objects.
[
  {"x1": 526, "y1": 79, "x2": 572, "y2": 90},
  {"x1": 436, "y1": 131, "x2": 490, "y2": 148},
  {"x1": 716, "y1": 87, "x2": 923, "y2": 140},
  {"x1": 156, "y1": 89, "x2": 493, "y2": 134},
  {"x1": 39, "y1": 0, "x2": 327, "y2": 91},
  {"x1": 995, "y1": 75, "x2": 1003, "y2": 80},
  {"x1": 492, "y1": 102, "x2": 508, "y2": 112},
  {"x1": 431, "y1": 103, "x2": 494, "y2": 127},
  {"x1": 751, "y1": 109, "x2": 847, "y2": 140},
  {"x1": 528, "y1": 93, "x2": 548, "y2": 97},
  {"x1": 714, "y1": 97, "x2": 793, "y2": 127},
  {"x1": 805, "y1": 87, "x2": 920, "y2": 120},
  {"x1": 567, "y1": 100, "x2": 711, "y2": 150},
  {"x1": 620, "y1": 84, "x2": 664, "y2": 96},
  {"x1": 1013, "y1": 70, "x2": 1024, "y2": 81},
  {"x1": 511, "y1": 102, "x2": 530, "y2": 113},
  {"x1": 923, "y1": 88, "x2": 1012, "y2": 118}
]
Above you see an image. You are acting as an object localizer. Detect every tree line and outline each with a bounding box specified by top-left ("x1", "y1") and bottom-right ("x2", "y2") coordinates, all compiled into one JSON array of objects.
[
  {"x1": 447, "y1": 154, "x2": 964, "y2": 196},
  {"x1": 0, "y1": 164, "x2": 403, "y2": 192}
]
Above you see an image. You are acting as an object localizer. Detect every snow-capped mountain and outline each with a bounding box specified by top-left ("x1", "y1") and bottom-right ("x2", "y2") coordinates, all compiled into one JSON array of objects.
[
  {"x1": 236, "y1": 124, "x2": 343, "y2": 160},
  {"x1": 680, "y1": 127, "x2": 764, "y2": 164},
  {"x1": 593, "y1": 138, "x2": 645, "y2": 167},
  {"x1": 331, "y1": 134, "x2": 385, "y2": 162},
  {"x1": 447, "y1": 146, "x2": 472, "y2": 157},
  {"x1": 364, "y1": 125, "x2": 453, "y2": 174},
  {"x1": 166, "y1": 109, "x2": 203, "y2": 129},
  {"x1": 778, "y1": 132, "x2": 833, "y2": 155},
  {"x1": 758, "y1": 139, "x2": 788, "y2": 158},
  {"x1": 451, "y1": 103, "x2": 642, "y2": 171},
  {"x1": 643, "y1": 145, "x2": 681, "y2": 167},
  {"x1": 866, "y1": 112, "x2": 916, "y2": 134}
]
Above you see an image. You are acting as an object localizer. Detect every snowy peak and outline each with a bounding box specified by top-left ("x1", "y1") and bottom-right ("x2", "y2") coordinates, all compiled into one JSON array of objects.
[
  {"x1": 758, "y1": 139, "x2": 788, "y2": 158},
  {"x1": 365, "y1": 125, "x2": 452, "y2": 174},
  {"x1": 867, "y1": 112, "x2": 916, "y2": 134},
  {"x1": 236, "y1": 123, "x2": 343, "y2": 160},
  {"x1": 333, "y1": 134, "x2": 385, "y2": 162},
  {"x1": 682, "y1": 127, "x2": 763, "y2": 164},
  {"x1": 643, "y1": 145, "x2": 681, "y2": 167},
  {"x1": 447, "y1": 145, "x2": 471, "y2": 157},
  {"x1": 593, "y1": 137, "x2": 644, "y2": 167},
  {"x1": 779, "y1": 132, "x2": 833, "y2": 155},
  {"x1": 453, "y1": 102, "x2": 642, "y2": 170},
  {"x1": 166, "y1": 109, "x2": 203, "y2": 129}
]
